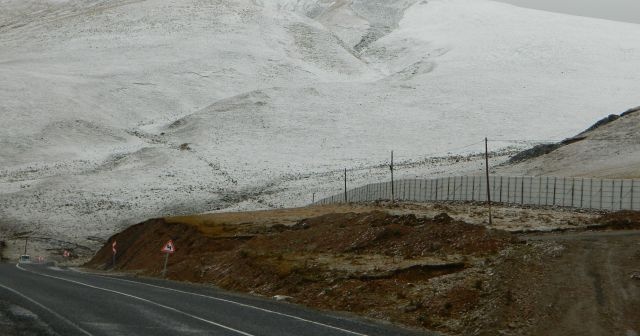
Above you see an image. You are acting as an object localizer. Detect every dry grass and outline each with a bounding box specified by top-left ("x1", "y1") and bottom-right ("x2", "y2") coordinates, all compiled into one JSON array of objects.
[
  {"x1": 165, "y1": 201, "x2": 601, "y2": 238},
  {"x1": 165, "y1": 204, "x2": 380, "y2": 236}
]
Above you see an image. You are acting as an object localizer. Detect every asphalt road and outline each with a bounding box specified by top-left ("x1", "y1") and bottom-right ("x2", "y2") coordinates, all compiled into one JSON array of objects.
[{"x1": 0, "y1": 263, "x2": 430, "y2": 336}]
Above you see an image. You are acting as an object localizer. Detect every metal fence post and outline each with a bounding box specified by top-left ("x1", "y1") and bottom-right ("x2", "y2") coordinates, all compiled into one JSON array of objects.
[
  {"x1": 466, "y1": 176, "x2": 470, "y2": 201},
  {"x1": 619, "y1": 180, "x2": 624, "y2": 210},
  {"x1": 471, "y1": 176, "x2": 476, "y2": 201},
  {"x1": 412, "y1": 180, "x2": 416, "y2": 202},
  {"x1": 544, "y1": 177, "x2": 548, "y2": 206},
  {"x1": 529, "y1": 176, "x2": 533, "y2": 205},
  {"x1": 580, "y1": 178, "x2": 584, "y2": 208},
  {"x1": 402, "y1": 180, "x2": 406, "y2": 201},
  {"x1": 452, "y1": 176, "x2": 456, "y2": 200},
  {"x1": 405, "y1": 179, "x2": 409, "y2": 201},
  {"x1": 538, "y1": 177, "x2": 542, "y2": 206},
  {"x1": 561, "y1": 177, "x2": 565, "y2": 207},
  {"x1": 600, "y1": 179, "x2": 604, "y2": 210},
  {"x1": 632, "y1": 179, "x2": 636, "y2": 210},
  {"x1": 505, "y1": 177, "x2": 510, "y2": 203},
  {"x1": 589, "y1": 179, "x2": 593, "y2": 209},
  {"x1": 406, "y1": 179, "x2": 410, "y2": 201},
  {"x1": 383, "y1": 181, "x2": 386, "y2": 200},
  {"x1": 570, "y1": 178, "x2": 575, "y2": 207},
  {"x1": 413, "y1": 179, "x2": 417, "y2": 201},
  {"x1": 552, "y1": 177, "x2": 557, "y2": 206},
  {"x1": 611, "y1": 180, "x2": 615, "y2": 210}
]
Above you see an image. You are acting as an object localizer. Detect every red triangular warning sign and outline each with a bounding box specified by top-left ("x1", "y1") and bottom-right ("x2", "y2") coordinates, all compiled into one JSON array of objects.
[{"x1": 161, "y1": 240, "x2": 175, "y2": 254}]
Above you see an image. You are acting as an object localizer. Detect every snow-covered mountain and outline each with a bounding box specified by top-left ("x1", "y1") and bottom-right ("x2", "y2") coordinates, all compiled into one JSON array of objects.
[{"x1": 1, "y1": 0, "x2": 639, "y2": 251}]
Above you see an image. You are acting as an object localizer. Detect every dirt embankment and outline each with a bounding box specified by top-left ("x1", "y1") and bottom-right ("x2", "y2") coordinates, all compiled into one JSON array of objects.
[
  {"x1": 592, "y1": 210, "x2": 640, "y2": 230},
  {"x1": 87, "y1": 209, "x2": 517, "y2": 334},
  {"x1": 0, "y1": 240, "x2": 6, "y2": 261},
  {"x1": 87, "y1": 207, "x2": 640, "y2": 335}
]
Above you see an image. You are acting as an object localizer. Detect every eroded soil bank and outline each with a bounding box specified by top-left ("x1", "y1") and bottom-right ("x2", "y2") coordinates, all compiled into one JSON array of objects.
[{"x1": 86, "y1": 205, "x2": 640, "y2": 335}]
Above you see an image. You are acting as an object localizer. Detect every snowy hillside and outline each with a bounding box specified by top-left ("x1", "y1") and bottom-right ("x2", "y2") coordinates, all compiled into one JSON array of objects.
[
  {"x1": 1, "y1": 0, "x2": 640, "y2": 254},
  {"x1": 498, "y1": 108, "x2": 640, "y2": 178}
]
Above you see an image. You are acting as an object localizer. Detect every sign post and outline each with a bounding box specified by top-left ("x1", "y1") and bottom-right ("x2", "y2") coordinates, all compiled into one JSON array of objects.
[
  {"x1": 160, "y1": 240, "x2": 175, "y2": 277},
  {"x1": 112, "y1": 240, "x2": 117, "y2": 268}
]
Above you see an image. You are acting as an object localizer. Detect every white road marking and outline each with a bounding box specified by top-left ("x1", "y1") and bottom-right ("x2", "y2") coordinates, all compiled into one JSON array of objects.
[
  {"x1": 0, "y1": 280, "x2": 94, "y2": 336},
  {"x1": 16, "y1": 265, "x2": 254, "y2": 336},
  {"x1": 71, "y1": 269, "x2": 370, "y2": 336}
]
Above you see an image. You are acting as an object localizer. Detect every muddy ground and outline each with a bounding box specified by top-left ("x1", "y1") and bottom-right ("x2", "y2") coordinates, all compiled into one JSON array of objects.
[{"x1": 86, "y1": 204, "x2": 640, "y2": 335}]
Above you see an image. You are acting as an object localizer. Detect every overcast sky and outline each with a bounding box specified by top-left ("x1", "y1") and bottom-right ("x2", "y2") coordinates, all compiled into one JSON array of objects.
[{"x1": 497, "y1": 0, "x2": 640, "y2": 24}]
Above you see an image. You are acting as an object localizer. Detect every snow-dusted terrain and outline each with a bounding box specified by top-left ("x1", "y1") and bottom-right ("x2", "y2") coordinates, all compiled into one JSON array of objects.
[
  {"x1": 498, "y1": 108, "x2": 640, "y2": 178},
  {"x1": 1, "y1": 0, "x2": 640, "y2": 254}
]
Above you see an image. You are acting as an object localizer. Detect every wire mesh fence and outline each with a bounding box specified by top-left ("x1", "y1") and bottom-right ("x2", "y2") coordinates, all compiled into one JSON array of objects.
[{"x1": 315, "y1": 176, "x2": 640, "y2": 211}]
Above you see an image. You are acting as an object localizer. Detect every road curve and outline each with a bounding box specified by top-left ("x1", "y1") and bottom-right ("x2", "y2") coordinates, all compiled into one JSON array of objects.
[{"x1": 0, "y1": 263, "x2": 430, "y2": 336}]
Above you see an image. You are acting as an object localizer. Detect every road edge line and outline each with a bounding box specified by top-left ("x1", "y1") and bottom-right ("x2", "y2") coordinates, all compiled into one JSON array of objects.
[
  {"x1": 71, "y1": 269, "x2": 370, "y2": 336},
  {"x1": 0, "y1": 272, "x2": 94, "y2": 336},
  {"x1": 16, "y1": 265, "x2": 254, "y2": 336}
]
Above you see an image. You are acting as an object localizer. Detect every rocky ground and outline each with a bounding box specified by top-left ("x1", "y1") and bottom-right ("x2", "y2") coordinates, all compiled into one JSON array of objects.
[{"x1": 85, "y1": 203, "x2": 640, "y2": 335}]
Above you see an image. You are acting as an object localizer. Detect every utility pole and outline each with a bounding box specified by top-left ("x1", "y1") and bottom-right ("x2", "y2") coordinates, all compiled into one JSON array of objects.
[
  {"x1": 390, "y1": 150, "x2": 395, "y2": 203},
  {"x1": 312, "y1": 192, "x2": 315, "y2": 204},
  {"x1": 23, "y1": 237, "x2": 28, "y2": 255},
  {"x1": 485, "y1": 138, "x2": 493, "y2": 226},
  {"x1": 344, "y1": 168, "x2": 348, "y2": 203}
]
